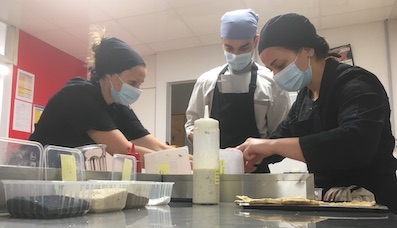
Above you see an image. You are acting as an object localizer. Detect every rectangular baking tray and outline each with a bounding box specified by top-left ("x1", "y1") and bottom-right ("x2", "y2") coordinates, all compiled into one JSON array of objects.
[{"x1": 236, "y1": 202, "x2": 389, "y2": 213}]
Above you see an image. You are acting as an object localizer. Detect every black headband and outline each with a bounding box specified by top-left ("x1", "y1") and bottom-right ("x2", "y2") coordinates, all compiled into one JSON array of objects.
[
  {"x1": 258, "y1": 13, "x2": 320, "y2": 54},
  {"x1": 94, "y1": 37, "x2": 145, "y2": 77}
]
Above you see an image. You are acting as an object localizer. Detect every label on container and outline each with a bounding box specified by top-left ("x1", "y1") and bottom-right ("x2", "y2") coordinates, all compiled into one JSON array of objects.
[
  {"x1": 122, "y1": 158, "x2": 133, "y2": 180},
  {"x1": 214, "y1": 168, "x2": 220, "y2": 185},
  {"x1": 157, "y1": 163, "x2": 171, "y2": 174},
  {"x1": 60, "y1": 154, "x2": 77, "y2": 181},
  {"x1": 219, "y1": 160, "x2": 225, "y2": 174}
]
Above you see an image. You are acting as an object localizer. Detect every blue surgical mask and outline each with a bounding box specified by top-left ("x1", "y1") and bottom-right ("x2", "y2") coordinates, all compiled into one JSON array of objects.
[
  {"x1": 110, "y1": 74, "x2": 142, "y2": 106},
  {"x1": 274, "y1": 56, "x2": 312, "y2": 92},
  {"x1": 224, "y1": 51, "x2": 253, "y2": 71}
]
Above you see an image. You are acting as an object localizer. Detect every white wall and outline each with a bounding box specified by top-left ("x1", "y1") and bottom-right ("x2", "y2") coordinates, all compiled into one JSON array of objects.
[
  {"x1": 155, "y1": 44, "x2": 225, "y2": 142},
  {"x1": 319, "y1": 21, "x2": 391, "y2": 96}
]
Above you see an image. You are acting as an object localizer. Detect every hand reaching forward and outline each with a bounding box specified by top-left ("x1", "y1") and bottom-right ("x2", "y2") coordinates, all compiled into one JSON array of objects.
[
  {"x1": 236, "y1": 137, "x2": 305, "y2": 173},
  {"x1": 236, "y1": 138, "x2": 275, "y2": 172}
]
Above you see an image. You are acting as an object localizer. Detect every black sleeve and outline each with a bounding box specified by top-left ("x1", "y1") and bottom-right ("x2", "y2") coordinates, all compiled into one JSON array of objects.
[
  {"x1": 109, "y1": 103, "x2": 150, "y2": 140},
  {"x1": 300, "y1": 68, "x2": 390, "y2": 170},
  {"x1": 253, "y1": 155, "x2": 285, "y2": 173}
]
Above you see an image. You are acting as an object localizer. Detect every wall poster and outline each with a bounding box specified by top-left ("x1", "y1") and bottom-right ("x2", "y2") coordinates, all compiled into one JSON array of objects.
[
  {"x1": 12, "y1": 99, "x2": 32, "y2": 133},
  {"x1": 15, "y1": 69, "x2": 35, "y2": 103},
  {"x1": 32, "y1": 105, "x2": 44, "y2": 132}
]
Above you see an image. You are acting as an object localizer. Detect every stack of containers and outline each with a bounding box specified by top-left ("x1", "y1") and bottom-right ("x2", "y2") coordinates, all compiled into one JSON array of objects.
[
  {"x1": 1, "y1": 140, "x2": 93, "y2": 219},
  {"x1": 0, "y1": 137, "x2": 177, "y2": 218}
]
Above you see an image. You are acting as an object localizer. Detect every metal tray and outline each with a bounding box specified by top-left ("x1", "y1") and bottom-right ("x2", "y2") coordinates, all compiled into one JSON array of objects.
[{"x1": 236, "y1": 202, "x2": 389, "y2": 213}]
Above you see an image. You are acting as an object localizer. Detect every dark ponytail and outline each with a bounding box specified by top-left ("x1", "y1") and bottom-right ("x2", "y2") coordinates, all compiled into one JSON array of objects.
[{"x1": 314, "y1": 36, "x2": 330, "y2": 59}]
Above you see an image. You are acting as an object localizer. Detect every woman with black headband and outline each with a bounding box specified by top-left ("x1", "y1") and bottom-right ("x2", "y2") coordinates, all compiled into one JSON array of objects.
[
  {"x1": 236, "y1": 13, "x2": 397, "y2": 213},
  {"x1": 29, "y1": 27, "x2": 173, "y2": 157}
]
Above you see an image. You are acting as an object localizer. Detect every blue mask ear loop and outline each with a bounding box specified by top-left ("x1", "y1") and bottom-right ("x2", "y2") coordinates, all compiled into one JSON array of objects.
[
  {"x1": 307, "y1": 58, "x2": 311, "y2": 71},
  {"x1": 116, "y1": 73, "x2": 138, "y2": 89},
  {"x1": 110, "y1": 73, "x2": 127, "y2": 92},
  {"x1": 293, "y1": 50, "x2": 311, "y2": 72},
  {"x1": 109, "y1": 77, "x2": 115, "y2": 90},
  {"x1": 115, "y1": 73, "x2": 123, "y2": 82}
]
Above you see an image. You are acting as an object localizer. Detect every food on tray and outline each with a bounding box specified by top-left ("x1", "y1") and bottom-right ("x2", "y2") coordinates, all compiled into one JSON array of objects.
[
  {"x1": 89, "y1": 188, "x2": 128, "y2": 213},
  {"x1": 125, "y1": 193, "x2": 149, "y2": 208},
  {"x1": 235, "y1": 195, "x2": 321, "y2": 205},
  {"x1": 7, "y1": 195, "x2": 90, "y2": 219},
  {"x1": 235, "y1": 195, "x2": 377, "y2": 207}
]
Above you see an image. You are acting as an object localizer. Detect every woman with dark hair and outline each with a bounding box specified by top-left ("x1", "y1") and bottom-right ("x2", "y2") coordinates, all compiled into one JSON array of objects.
[
  {"x1": 236, "y1": 13, "x2": 397, "y2": 213},
  {"x1": 29, "y1": 27, "x2": 173, "y2": 157}
]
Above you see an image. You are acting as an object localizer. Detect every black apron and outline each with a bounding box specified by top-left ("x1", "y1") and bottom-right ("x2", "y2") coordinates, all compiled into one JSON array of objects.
[{"x1": 210, "y1": 63, "x2": 260, "y2": 149}]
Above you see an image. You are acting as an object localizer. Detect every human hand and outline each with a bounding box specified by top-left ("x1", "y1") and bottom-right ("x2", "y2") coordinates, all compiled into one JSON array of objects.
[{"x1": 236, "y1": 138, "x2": 274, "y2": 172}]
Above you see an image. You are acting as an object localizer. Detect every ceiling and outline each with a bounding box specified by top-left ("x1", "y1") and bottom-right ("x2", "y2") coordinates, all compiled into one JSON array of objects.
[{"x1": 1, "y1": 0, "x2": 397, "y2": 62}]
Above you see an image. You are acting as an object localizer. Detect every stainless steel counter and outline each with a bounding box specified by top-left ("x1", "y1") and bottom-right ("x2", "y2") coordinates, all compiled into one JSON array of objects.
[{"x1": 0, "y1": 202, "x2": 395, "y2": 227}]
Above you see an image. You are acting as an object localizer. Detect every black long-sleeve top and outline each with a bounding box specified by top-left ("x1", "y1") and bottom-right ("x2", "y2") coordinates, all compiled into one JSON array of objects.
[{"x1": 270, "y1": 59, "x2": 397, "y2": 213}]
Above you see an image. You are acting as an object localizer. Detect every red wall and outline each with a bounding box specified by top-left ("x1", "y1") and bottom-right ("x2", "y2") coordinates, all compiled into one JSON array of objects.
[{"x1": 9, "y1": 30, "x2": 87, "y2": 139}]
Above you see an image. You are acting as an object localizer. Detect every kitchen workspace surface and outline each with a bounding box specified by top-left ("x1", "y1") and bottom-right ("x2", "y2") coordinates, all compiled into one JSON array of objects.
[{"x1": 0, "y1": 202, "x2": 396, "y2": 227}]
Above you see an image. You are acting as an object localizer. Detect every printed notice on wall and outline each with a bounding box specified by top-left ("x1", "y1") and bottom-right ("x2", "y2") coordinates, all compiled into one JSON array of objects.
[
  {"x1": 16, "y1": 69, "x2": 35, "y2": 103},
  {"x1": 12, "y1": 99, "x2": 32, "y2": 133},
  {"x1": 32, "y1": 105, "x2": 44, "y2": 132}
]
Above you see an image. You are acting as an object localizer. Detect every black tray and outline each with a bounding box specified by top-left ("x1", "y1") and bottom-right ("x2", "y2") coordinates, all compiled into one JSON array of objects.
[{"x1": 236, "y1": 202, "x2": 389, "y2": 213}]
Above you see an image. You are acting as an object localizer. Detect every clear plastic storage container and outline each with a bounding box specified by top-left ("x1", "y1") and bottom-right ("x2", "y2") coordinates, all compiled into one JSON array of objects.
[
  {"x1": 43, "y1": 145, "x2": 86, "y2": 181},
  {"x1": 125, "y1": 181, "x2": 153, "y2": 208},
  {"x1": 112, "y1": 154, "x2": 137, "y2": 181},
  {"x1": 0, "y1": 137, "x2": 44, "y2": 170},
  {"x1": 147, "y1": 182, "x2": 174, "y2": 206},
  {"x1": 88, "y1": 180, "x2": 153, "y2": 209},
  {"x1": 2, "y1": 180, "x2": 93, "y2": 219},
  {"x1": 88, "y1": 180, "x2": 130, "y2": 213},
  {"x1": 77, "y1": 144, "x2": 107, "y2": 171}
]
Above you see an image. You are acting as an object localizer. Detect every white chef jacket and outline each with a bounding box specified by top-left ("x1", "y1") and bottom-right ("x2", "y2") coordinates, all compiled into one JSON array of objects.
[{"x1": 185, "y1": 62, "x2": 290, "y2": 140}]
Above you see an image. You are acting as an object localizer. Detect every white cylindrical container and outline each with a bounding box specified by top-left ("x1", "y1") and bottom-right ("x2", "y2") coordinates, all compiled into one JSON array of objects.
[
  {"x1": 219, "y1": 149, "x2": 244, "y2": 174},
  {"x1": 193, "y1": 105, "x2": 220, "y2": 204}
]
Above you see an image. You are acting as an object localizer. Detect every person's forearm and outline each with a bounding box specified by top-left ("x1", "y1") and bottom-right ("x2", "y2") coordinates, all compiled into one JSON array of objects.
[
  {"x1": 134, "y1": 145, "x2": 155, "y2": 155},
  {"x1": 132, "y1": 134, "x2": 172, "y2": 151},
  {"x1": 272, "y1": 137, "x2": 305, "y2": 162}
]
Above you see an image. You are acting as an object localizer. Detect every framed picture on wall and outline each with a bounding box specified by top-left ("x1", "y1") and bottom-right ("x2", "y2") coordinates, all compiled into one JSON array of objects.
[{"x1": 329, "y1": 44, "x2": 354, "y2": 66}]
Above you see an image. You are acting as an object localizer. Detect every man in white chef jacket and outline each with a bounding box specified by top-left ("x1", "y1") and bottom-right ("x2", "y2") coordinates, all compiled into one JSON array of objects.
[{"x1": 185, "y1": 9, "x2": 290, "y2": 173}]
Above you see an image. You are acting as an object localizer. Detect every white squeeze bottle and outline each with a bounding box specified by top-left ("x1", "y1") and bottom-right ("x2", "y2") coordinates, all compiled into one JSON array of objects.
[{"x1": 193, "y1": 105, "x2": 220, "y2": 204}]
